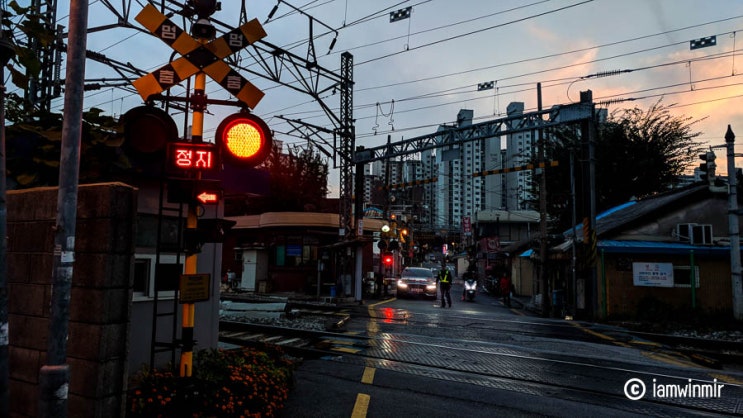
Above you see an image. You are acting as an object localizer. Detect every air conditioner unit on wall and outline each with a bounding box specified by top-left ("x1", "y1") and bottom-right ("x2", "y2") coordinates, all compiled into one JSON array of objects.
[
  {"x1": 692, "y1": 224, "x2": 713, "y2": 245},
  {"x1": 676, "y1": 223, "x2": 713, "y2": 245},
  {"x1": 676, "y1": 223, "x2": 692, "y2": 243}
]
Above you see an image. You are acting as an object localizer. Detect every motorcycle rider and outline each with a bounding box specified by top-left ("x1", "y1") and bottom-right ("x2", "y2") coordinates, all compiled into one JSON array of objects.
[
  {"x1": 437, "y1": 262, "x2": 453, "y2": 308},
  {"x1": 461, "y1": 267, "x2": 476, "y2": 301}
]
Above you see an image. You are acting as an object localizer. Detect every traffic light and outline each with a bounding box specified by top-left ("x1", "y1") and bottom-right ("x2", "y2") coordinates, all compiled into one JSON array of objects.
[
  {"x1": 216, "y1": 112, "x2": 273, "y2": 168},
  {"x1": 382, "y1": 252, "x2": 394, "y2": 267},
  {"x1": 120, "y1": 105, "x2": 178, "y2": 157},
  {"x1": 167, "y1": 179, "x2": 222, "y2": 205},
  {"x1": 699, "y1": 151, "x2": 716, "y2": 182},
  {"x1": 183, "y1": 218, "x2": 236, "y2": 254},
  {"x1": 119, "y1": 106, "x2": 179, "y2": 176},
  {"x1": 188, "y1": 0, "x2": 220, "y2": 18}
]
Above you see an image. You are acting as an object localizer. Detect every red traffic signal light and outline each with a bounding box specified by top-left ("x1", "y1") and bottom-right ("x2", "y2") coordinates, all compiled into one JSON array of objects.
[
  {"x1": 382, "y1": 252, "x2": 394, "y2": 266},
  {"x1": 216, "y1": 113, "x2": 272, "y2": 168}
]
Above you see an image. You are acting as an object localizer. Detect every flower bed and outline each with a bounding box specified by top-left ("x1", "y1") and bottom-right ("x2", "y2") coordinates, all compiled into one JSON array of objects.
[{"x1": 128, "y1": 346, "x2": 298, "y2": 417}]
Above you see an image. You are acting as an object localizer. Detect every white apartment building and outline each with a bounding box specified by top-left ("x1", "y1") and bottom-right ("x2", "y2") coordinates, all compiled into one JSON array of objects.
[
  {"x1": 363, "y1": 105, "x2": 540, "y2": 232},
  {"x1": 504, "y1": 102, "x2": 537, "y2": 211},
  {"x1": 420, "y1": 109, "x2": 502, "y2": 232}
]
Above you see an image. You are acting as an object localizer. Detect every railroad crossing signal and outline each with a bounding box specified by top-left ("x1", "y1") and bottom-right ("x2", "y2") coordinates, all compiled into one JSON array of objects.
[
  {"x1": 216, "y1": 112, "x2": 273, "y2": 167},
  {"x1": 196, "y1": 191, "x2": 220, "y2": 205},
  {"x1": 132, "y1": 3, "x2": 267, "y2": 108},
  {"x1": 167, "y1": 142, "x2": 219, "y2": 172}
]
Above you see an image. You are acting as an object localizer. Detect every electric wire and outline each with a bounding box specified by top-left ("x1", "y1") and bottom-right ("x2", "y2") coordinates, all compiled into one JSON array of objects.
[{"x1": 22, "y1": 1, "x2": 743, "y2": 151}]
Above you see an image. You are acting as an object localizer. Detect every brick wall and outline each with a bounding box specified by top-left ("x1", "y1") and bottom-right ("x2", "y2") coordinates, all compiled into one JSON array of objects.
[
  {"x1": 601, "y1": 253, "x2": 732, "y2": 318},
  {"x1": 7, "y1": 183, "x2": 136, "y2": 418}
]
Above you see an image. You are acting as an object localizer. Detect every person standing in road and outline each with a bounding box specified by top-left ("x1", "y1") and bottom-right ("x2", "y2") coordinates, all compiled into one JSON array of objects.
[
  {"x1": 500, "y1": 274, "x2": 511, "y2": 308},
  {"x1": 227, "y1": 269, "x2": 238, "y2": 290},
  {"x1": 437, "y1": 263, "x2": 453, "y2": 308}
]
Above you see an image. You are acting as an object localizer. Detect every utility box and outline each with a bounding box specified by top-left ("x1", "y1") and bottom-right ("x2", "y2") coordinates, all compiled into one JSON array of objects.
[{"x1": 239, "y1": 248, "x2": 268, "y2": 291}]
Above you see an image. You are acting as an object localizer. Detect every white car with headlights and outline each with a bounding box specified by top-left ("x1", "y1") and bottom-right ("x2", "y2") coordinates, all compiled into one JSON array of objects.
[{"x1": 396, "y1": 267, "x2": 438, "y2": 299}]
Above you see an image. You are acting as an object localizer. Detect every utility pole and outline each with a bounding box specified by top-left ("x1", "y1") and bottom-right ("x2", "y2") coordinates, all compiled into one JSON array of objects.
[
  {"x1": 537, "y1": 83, "x2": 550, "y2": 316},
  {"x1": 39, "y1": 0, "x2": 87, "y2": 416},
  {"x1": 0, "y1": 23, "x2": 15, "y2": 417},
  {"x1": 725, "y1": 125, "x2": 743, "y2": 320}
]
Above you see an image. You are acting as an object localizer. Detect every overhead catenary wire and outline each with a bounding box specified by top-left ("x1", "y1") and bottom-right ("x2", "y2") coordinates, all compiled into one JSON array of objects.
[{"x1": 26, "y1": 1, "x2": 743, "y2": 151}]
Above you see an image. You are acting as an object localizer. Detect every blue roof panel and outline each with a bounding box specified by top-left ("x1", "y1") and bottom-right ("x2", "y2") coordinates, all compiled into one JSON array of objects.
[{"x1": 599, "y1": 240, "x2": 728, "y2": 256}]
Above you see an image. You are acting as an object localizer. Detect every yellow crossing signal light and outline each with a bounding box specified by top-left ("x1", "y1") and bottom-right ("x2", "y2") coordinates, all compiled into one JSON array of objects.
[{"x1": 216, "y1": 113, "x2": 273, "y2": 167}]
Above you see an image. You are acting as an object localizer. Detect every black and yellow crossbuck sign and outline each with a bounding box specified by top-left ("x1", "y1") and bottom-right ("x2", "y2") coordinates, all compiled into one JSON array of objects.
[{"x1": 133, "y1": 4, "x2": 267, "y2": 109}]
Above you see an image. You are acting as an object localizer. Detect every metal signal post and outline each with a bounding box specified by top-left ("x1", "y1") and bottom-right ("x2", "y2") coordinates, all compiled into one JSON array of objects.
[
  {"x1": 179, "y1": 65, "x2": 207, "y2": 379},
  {"x1": 131, "y1": 3, "x2": 271, "y2": 378}
]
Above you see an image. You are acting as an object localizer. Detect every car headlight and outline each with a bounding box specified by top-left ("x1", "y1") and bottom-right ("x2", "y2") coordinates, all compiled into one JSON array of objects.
[
  {"x1": 397, "y1": 280, "x2": 408, "y2": 288},
  {"x1": 426, "y1": 284, "x2": 437, "y2": 290}
]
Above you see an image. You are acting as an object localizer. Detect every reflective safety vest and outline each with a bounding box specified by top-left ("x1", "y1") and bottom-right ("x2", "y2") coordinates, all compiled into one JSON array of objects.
[{"x1": 439, "y1": 270, "x2": 451, "y2": 283}]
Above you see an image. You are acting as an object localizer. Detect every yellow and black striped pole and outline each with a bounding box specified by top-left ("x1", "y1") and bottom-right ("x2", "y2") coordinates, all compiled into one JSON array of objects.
[{"x1": 180, "y1": 43, "x2": 208, "y2": 378}]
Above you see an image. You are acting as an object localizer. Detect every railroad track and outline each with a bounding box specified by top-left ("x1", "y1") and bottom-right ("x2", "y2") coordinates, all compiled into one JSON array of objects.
[
  {"x1": 346, "y1": 308, "x2": 743, "y2": 367},
  {"x1": 220, "y1": 318, "x2": 743, "y2": 417},
  {"x1": 219, "y1": 319, "x2": 370, "y2": 359},
  {"x1": 221, "y1": 300, "x2": 743, "y2": 370},
  {"x1": 624, "y1": 330, "x2": 743, "y2": 367}
]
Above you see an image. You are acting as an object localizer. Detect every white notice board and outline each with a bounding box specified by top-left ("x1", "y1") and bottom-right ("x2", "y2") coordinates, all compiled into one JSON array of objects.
[{"x1": 632, "y1": 262, "x2": 674, "y2": 287}]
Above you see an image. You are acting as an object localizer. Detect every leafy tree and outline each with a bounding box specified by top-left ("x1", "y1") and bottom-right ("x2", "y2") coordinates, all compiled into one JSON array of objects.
[
  {"x1": 262, "y1": 144, "x2": 329, "y2": 212},
  {"x1": 1, "y1": 1, "x2": 57, "y2": 105},
  {"x1": 5, "y1": 99, "x2": 128, "y2": 189},
  {"x1": 540, "y1": 99, "x2": 705, "y2": 232},
  {"x1": 227, "y1": 144, "x2": 330, "y2": 215}
]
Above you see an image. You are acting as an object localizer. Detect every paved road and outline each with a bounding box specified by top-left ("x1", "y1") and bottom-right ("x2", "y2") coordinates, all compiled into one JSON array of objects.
[{"x1": 279, "y1": 285, "x2": 743, "y2": 417}]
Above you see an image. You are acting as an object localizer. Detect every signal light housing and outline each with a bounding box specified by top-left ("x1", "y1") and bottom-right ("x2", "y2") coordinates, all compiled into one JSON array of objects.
[
  {"x1": 216, "y1": 112, "x2": 273, "y2": 168},
  {"x1": 120, "y1": 105, "x2": 178, "y2": 155}
]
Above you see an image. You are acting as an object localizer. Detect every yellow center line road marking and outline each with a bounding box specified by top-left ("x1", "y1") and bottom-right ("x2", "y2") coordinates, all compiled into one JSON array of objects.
[
  {"x1": 510, "y1": 308, "x2": 525, "y2": 316},
  {"x1": 571, "y1": 322, "x2": 702, "y2": 368},
  {"x1": 710, "y1": 373, "x2": 743, "y2": 385},
  {"x1": 366, "y1": 298, "x2": 393, "y2": 335},
  {"x1": 368, "y1": 298, "x2": 395, "y2": 308},
  {"x1": 367, "y1": 318, "x2": 379, "y2": 334},
  {"x1": 641, "y1": 351, "x2": 699, "y2": 368},
  {"x1": 570, "y1": 322, "x2": 616, "y2": 341},
  {"x1": 351, "y1": 393, "x2": 370, "y2": 418},
  {"x1": 361, "y1": 367, "x2": 376, "y2": 385},
  {"x1": 331, "y1": 346, "x2": 362, "y2": 354},
  {"x1": 325, "y1": 339, "x2": 355, "y2": 345}
]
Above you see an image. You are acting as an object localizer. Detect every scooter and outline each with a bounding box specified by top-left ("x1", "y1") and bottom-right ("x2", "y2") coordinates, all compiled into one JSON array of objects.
[{"x1": 464, "y1": 277, "x2": 477, "y2": 301}]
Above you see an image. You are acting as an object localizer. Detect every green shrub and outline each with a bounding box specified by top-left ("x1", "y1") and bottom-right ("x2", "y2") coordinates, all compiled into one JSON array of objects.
[{"x1": 128, "y1": 346, "x2": 298, "y2": 417}]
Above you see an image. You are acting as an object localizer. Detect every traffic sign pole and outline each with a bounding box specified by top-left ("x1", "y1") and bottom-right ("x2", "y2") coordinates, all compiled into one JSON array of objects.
[
  {"x1": 131, "y1": 2, "x2": 269, "y2": 377},
  {"x1": 179, "y1": 47, "x2": 208, "y2": 379}
]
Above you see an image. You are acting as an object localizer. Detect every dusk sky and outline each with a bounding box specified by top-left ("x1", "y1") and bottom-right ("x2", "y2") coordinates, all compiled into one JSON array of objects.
[{"x1": 39, "y1": 0, "x2": 743, "y2": 194}]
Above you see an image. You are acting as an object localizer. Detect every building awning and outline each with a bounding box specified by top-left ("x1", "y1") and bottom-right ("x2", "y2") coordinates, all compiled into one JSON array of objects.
[
  {"x1": 598, "y1": 240, "x2": 729, "y2": 256},
  {"x1": 520, "y1": 239, "x2": 729, "y2": 258},
  {"x1": 226, "y1": 212, "x2": 386, "y2": 233}
]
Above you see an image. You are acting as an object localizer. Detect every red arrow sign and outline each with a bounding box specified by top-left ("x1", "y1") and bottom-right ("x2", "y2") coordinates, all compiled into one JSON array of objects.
[{"x1": 196, "y1": 191, "x2": 219, "y2": 205}]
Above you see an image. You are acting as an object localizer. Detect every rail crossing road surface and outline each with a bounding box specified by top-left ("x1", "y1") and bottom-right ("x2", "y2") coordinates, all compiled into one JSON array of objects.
[{"x1": 277, "y1": 284, "x2": 743, "y2": 417}]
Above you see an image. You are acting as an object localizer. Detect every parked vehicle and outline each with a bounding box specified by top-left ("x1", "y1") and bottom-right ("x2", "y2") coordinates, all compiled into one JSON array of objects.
[
  {"x1": 484, "y1": 275, "x2": 501, "y2": 296},
  {"x1": 396, "y1": 267, "x2": 437, "y2": 299}
]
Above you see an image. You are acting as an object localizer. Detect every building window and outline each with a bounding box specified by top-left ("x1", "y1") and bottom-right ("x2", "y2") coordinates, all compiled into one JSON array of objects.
[
  {"x1": 133, "y1": 253, "x2": 185, "y2": 300},
  {"x1": 272, "y1": 236, "x2": 320, "y2": 267},
  {"x1": 674, "y1": 266, "x2": 700, "y2": 288}
]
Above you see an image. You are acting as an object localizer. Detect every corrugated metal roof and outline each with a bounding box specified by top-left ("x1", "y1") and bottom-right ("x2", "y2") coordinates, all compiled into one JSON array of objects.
[
  {"x1": 564, "y1": 184, "x2": 712, "y2": 239},
  {"x1": 598, "y1": 240, "x2": 728, "y2": 255}
]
